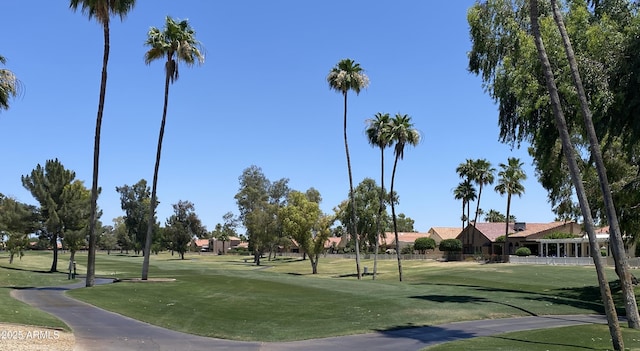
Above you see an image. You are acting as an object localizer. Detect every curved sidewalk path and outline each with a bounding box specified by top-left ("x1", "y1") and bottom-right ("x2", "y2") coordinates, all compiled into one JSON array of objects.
[{"x1": 12, "y1": 279, "x2": 613, "y2": 351}]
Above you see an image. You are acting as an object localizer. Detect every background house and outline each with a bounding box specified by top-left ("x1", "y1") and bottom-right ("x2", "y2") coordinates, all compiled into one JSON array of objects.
[{"x1": 456, "y1": 221, "x2": 581, "y2": 257}]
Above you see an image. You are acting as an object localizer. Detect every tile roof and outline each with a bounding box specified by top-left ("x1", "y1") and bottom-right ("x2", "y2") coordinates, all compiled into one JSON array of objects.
[
  {"x1": 325, "y1": 237, "x2": 341, "y2": 248},
  {"x1": 382, "y1": 232, "x2": 429, "y2": 245},
  {"x1": 428, "y1": 227, "x2": 461, "y2": 240},
  {"x1": 509, "y1": 222, "x2": 577, "y2": 238},
  {"x1": 468, "y1": 221, "x2": 579, "y2": 241},
  {"x1": 193, "y1": 239, "x2": 209, "y2": 247}
]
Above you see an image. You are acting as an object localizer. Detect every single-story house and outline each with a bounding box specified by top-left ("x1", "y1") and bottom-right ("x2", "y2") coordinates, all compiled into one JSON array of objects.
[{"x1": 456, "y1": 221, "x2": 582, "y2": 256}]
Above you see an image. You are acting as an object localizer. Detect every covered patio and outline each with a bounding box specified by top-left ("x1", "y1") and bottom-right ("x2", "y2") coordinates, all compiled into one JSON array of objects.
[{"x1": 534, "y1": 234, "x2": 610, "y2": 258}]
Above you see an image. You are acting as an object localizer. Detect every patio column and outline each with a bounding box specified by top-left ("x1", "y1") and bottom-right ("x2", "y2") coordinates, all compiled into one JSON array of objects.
[
  {"x1": 574, "y1": 242, "x2": 578, "y2": 257},
  {"x1": 556, "y1": 243, "x2": 560, "y2": 257},
  {"x1": 539, "y1": 242, "x2": 542, "y2": 256}
]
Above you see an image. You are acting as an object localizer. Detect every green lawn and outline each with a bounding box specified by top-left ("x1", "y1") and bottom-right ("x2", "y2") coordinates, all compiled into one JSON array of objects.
[
  {"x1": 0, "y1": 251, "x2": 78, "y2": 330},
  {"x1": 423, "y1": 324, "x2": 640, "y2": 350},
  {"x1": 1, "y1": 250, "x2": 637, "y2": 345}
]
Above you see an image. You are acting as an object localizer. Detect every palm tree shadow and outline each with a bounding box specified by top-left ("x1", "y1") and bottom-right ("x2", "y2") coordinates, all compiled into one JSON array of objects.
[
  {"x1": 414, "y1": 282, "x2": 606, "y2": 314},
  {"x1": 410, "y1": 294, "x2": 538, "y2": 316},
  {"x1": 489, "y1": 335, "x2": 598, "y2": 350}
]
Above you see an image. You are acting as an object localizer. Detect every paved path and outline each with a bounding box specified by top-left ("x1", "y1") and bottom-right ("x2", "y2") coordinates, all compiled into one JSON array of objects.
[{"x1": 11, "y1": 279, "x2": 614, "y2": 351}]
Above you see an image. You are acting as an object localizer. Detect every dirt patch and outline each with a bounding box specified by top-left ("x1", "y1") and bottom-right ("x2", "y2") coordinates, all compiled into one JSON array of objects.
[{"x1": 0, "y1": 323, "x2": 74, "y2": 351}]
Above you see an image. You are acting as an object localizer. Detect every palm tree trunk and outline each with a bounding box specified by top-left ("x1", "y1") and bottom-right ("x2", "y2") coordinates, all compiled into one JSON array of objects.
[
  {"x1": 343, "y1": 92, "x2": 361, "y2": 280},
  {"x1": 373, "y1": 148, "x2": 385, "y2": 280},
  {"x1": 461, "y1": 200, "x2": 465, "y2": 233},
  {"x1": 86, "y1": 20, "x2": 110, "y2": 288},
  {"x1": 550, "y1": 0, "x2": 640, "y2": 328},
  {"x1": 471, "y1": 184, "x2": 484, "y2": 252},
  {"x1": 390, "y1": 155, "x2": 402, "y2": 282},
  {"x1": 530, "y1": 1, "x2": 623, "y2": 348},
  {"x1": 503, "y1": 194, "x2": 511, "y2": 262},
  {"x1": 142, "y1": 65, "x2": 172, "y2": 280}
]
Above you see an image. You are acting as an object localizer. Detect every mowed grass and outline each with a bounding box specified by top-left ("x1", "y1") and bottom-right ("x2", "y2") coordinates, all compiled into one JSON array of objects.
[
  {"x1": 423, "y1": 324, "x2": 640, "y2": 350},
  {"x1": 0, "y1": 252, "x2": 640, "y2": 350},
  {"x1": 57, "y1": 251, "x2": 632, "y2": 342},
  {"x1": 0, "y1": 251, "x2": 78, "y2": 330}
]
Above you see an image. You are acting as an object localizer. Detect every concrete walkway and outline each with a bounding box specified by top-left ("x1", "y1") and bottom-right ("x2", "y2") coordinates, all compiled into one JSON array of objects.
[{"x1": 11, "y1": 279, "x2": 613, "y2": 351}]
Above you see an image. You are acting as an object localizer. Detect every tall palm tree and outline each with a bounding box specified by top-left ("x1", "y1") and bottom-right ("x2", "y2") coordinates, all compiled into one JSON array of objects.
[
  {"x1": 69, "y1": 0, "x2": 136, "y2": 288},
  {"x1": 494, "y1": 157, "x2": 526, "y2": 262},
  {"x1": 549, "y1": 0, "x2": 640, "y2": 329},
  {"x1": 365, "y1": 112, "x2": 392, "y2": 280},
  {"x1": 0, "y1": 55, "x2": 22, "y2": 113},
  {"x1": 327, "y1": 58, "x2": 369, "y2": 280},
  {"x1": 529, "y1": 1, "x2": 623, "y2": 348},
  {"x1": 470, "y1": 159, "x2": 495, "y2": 250},
  {"x1": 142, "y1": 16, "x2": 204, "y2": 280},
  {"x1": 388, "y1": 113, "x2": 420, "y2": 282}
]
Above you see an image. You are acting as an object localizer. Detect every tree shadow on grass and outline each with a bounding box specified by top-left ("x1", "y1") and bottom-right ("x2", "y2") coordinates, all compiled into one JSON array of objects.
[
  {"x1": 374, "y1": 324, "x2": 478, "y2": 347},
  {"x1": 410, "y1": 294, "x2": 538, "y2": 316},
  {"x1": 414, "y1": 282, "x2": 607, "y2": 314},
  {"x1": 488, "y1": 335, "x2": 598, "y2": 350},
  {"x1": 0, "y1": 265, "x2": 53, "y2": 274}
]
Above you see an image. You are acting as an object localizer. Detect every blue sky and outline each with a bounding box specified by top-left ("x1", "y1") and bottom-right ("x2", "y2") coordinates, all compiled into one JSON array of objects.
[{"x1": 0, "y1": 1, "x2": 558, "y2": 233}]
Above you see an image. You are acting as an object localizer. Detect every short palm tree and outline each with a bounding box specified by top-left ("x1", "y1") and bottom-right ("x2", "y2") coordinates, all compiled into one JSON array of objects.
[
  {"x1": 453, "y1": 179, "x2": 476, "y2": 232},
  {"x1": 494, "y1": 157, "x2": 526, "y2": 261},
  {"x1": 69, "y1": 0, "x2": 136, "y2": 288},
  {"x1": 327, "y1": 58, "x2": 369, "y2": 280},
  {"x1": 0, "y1": 55, "x2": 22, "y2": 113},
  {"x1": 365, "y1": 112, "x2": 391, "y2": 280},
  {"x1": 142, "y1": 16, "x2": 204, "y2": 280},
  {"x1": 388, "y1": 113, "x2": 420, "y2": 282}
]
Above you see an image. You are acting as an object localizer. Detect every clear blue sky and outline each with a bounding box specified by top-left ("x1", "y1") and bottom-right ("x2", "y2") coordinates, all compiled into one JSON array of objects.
[{"x1": 0, "y1": 1, "x2": 557, "y2": 233}]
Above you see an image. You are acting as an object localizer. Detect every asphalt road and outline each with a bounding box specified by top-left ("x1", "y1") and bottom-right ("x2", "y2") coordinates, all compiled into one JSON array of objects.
[{"x1": 11, "y1": 279, "x2": 613, "y2": 351}]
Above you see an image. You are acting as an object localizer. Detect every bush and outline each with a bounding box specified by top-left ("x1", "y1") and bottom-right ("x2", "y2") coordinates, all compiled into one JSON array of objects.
[
  {"x1": 439, "y1": 239, "x2": 462, "y2": 252},
  {"x1": 515, "y1": 247, "x2": 531, "y2": 256},
  {"x1": 401, "y1": 245, "x2": 414, "y2": 254},
  {"x1": 414, "y1": 237, "x2": 436, "y2": 253}
]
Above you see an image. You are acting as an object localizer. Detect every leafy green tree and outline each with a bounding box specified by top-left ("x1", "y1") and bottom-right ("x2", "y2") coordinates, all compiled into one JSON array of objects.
[
  {"x1": 0, "y1": 55, "x2": 23, "y2": 113},
  {"x1": 234, "y1": 166, "x2": 285, "y2": 265},
  {"x1": 388, "y1": 113, "x2": 420, "y2": 282},
  {"x1": 469, "y1": 1, "x2": 632, "y2": 341},
  {"x1": 327, "y1": 58, "x2": 369, "y2": 280},
  {"x1": 165, "y1": 200, "x2": 206, "y2": 260},
  {"x1": 439, "y1": 239, "x2": 462, "y2": 261},
  {"x1": 142, "y1": 16, "x2": 205, "y2": 280},
  {"x1": 387, "y1": 213, "x2": 415, "y2": 232},
  {"x1": 495, "y1": 157, "x2": 526, "y2": 261},
  {"x1": 366, "y1": 112, "x2": 392, "y2": 279},
  {"x1": 111, "y1": 216, "x2": 131, "y2": 253},
  {"x1": 280, "y1": 191, "x2": 329, "y2": 274},
  {"x1": 549, "y1": 0, "x2": 638, "y2": 329},
  {"x1": 534, "y1": 0, "x2": 624, "y2": 345},
  {"x1": 61, "y1": 180, "x2": 93, "y2": 264},
  {"x1": 69, "y1": 0, "x2": 136, "y2": 288},
  {"x1": 98, "y1": 224, "x2": 118, "y2": 255},
  {"x1": 116, "y1": 179, "x2": 153, "y2": 254},
  {"x1": 334, "y1": 179, "x2": 392, "y2": 253},
  {"x1": 414, "y1": 237, "x2": 436, "y2": 254},
  {"x1": 0, "y1": 197, "x2": 37, "y2": 263},
  {"x1": 470, "y1": 159, "x2": 495, "y2": 244},
  {"x1": 22, "y1": 159, "x2": 76, "y2": 272}
]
